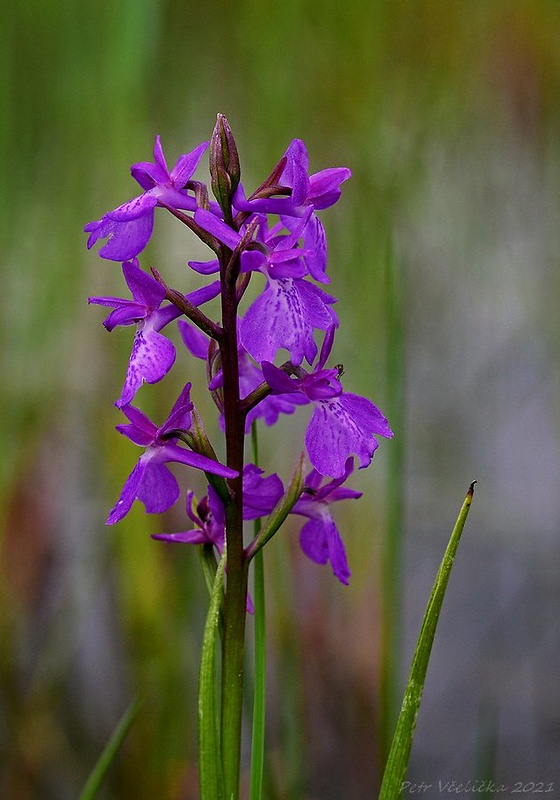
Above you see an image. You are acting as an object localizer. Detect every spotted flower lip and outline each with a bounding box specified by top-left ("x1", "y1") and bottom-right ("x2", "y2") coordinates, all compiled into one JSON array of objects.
[
  {"x1": 84, "y1": 136, "x2": 208, "y2": 261},
  {"x1": 240, "y1": 277, "x2": 337, "y2": 367},
  {"x1": 106, "y1": 383, "x2": 237, "y2": 525},
  {"x1": 89, "y1": 259, "x2": 220, "y2": 408}
]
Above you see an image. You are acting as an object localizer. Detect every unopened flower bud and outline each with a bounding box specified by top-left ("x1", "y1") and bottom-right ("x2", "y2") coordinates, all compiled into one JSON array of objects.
[{"x1": 210, "y1": 113, "x2": 241, "y2": 216}]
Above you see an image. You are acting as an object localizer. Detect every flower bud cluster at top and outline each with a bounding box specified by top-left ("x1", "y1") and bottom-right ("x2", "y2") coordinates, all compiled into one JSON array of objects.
[{"x1": 86, "y1": 114, "x2": 392, "y2": 584}]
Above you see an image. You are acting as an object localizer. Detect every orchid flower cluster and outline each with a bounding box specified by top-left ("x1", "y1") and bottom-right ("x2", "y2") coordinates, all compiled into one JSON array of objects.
[
  {"x1": 86, "y1": 115, "x2": 392, "y2": 795},
  {"x1": 87, "y1": 115, "x2": 392, "y2": 584}
]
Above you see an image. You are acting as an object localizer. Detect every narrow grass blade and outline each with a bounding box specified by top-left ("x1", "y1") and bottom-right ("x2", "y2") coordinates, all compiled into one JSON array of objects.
[
  {"x1": 198, "y1": 547, "x2": 227, "y2": 800},
  {"x1": 78, "y1": 695, "x2": 144, "y2": 800},
  {"x1": 379, "y1": 482, "x2": 477, "y2": 800},
  {"x1": 250, "y1": 546, "x2": 266, "y2": 800},
  {"x1": 250, "y1": 422, "x2": 266, "y2": 800}
]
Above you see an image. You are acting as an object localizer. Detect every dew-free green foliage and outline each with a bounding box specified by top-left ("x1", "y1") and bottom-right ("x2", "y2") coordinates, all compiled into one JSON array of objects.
[{"x1": 379, "y1": 483, "x2": 476, "y2": 800}]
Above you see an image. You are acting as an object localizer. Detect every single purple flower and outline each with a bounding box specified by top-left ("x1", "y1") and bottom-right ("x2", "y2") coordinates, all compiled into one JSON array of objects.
[
  {"x1": 230, "y1": 140, "x2": 349, "y2": 282},
  {"x1": 107, "y1": 383, "x2": 236, "y2": 525},
  {"x1": 262, "y1": 328, "x2": 393, "y2": 478},
  {"x1": 89, "y1": 259, "x2": 220, "y2": 407},
  {"x1": 292, "y1": 457, "x2": 362, "y2": 584},
  {"x1": 152, "y1": 487, "x2": 226, "y2": 549},
  {"x1": 280, "y1": 138, "x2": 351, "y2": 213},
  {"x1": 152, "y1": 464, "x2": 283, "y2": 546},
  {"x1": 84, "y1": 136, "x2": 208, "y2": 261},
  {"x1": 231, "y1": 138, "x2": 351, "y2": 220}
]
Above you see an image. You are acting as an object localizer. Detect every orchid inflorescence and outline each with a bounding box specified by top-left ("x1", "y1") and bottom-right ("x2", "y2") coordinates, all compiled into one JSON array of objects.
[{"x1": 86, "y1": 115, "x2": 392, "y2": 587}]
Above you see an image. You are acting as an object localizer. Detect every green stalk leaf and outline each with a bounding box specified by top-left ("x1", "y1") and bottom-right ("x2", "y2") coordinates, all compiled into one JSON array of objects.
[
  {"x1": 379, "y1": 481, "x2": 477, "y2": 800},
  {"x1": 78, "y1": 695, "x2": 144, "y2": 800},
  {"x1": 199, "y1": 547, "x2": 227, "y2": 800},
  {"x1": 250, "y1": 546, "x2": 266, "y2": 800},
  {"x1": 250, "y1": 422, "x2": 266, "y2": 800}
]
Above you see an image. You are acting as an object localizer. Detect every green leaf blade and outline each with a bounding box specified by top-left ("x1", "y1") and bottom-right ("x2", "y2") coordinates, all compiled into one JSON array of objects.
[
  {"x1": 198, "y1": 548, "x2": 227, "y2": 800},
  {"x1": 379, "y1": 482, "x2": 476, "y2": 800},
  {"x1": 78, "y1": 695, "x2": 144, "y2": 800}
]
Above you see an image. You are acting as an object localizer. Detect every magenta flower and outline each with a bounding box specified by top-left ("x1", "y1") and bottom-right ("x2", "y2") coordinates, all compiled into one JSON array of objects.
[
  {"x1": 279, "y1": 138, "x2": 351, "y2": 214},
  {"x1": 152, "y1": 464, "x2": 283, "y2": 547},
  {"x1": 262, "y1": 328, "x2": 393, "y2": 478},
  {"x1": 85, "y1": 136, "x2": 208, "y2": 261},
  {"x1": 152, "y1": 487, "x2": 226, "y2": 549},
  {"x1": 292, "y1": 458, "x2": 362, "y2": 584},
  {"x1": 107, "y1": 383, "x2": 237, "y2": 525},
  {"x1": 240, "y1": 278, "x2": 336, "y2": 366},
  {"x1": 89, "y1": 259, "x2": 220, "y2": 407},
  {"x1": 231, "y1": 138, "x2": 351, "y2": 220}
]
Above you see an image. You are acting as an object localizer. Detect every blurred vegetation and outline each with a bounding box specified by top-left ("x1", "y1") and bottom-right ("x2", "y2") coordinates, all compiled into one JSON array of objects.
[{"x1": 1, "y1": 1, "x2": 559, "y2": 798}]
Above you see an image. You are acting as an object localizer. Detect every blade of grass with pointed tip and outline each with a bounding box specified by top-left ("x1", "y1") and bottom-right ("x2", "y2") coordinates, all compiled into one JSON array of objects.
[
  {"x1": 379, "y1": 482, "x2": 476, "y2": 800},
  {"x1": 78, "y1": 695, "x2": 144, "y2": 800}
]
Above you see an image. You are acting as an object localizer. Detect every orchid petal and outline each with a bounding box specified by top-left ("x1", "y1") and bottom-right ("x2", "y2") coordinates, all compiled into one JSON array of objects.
[
  {"x1": 136, "y1": 460, "x2": 180, "y2": 513},
  {"x1": 116, "y1": 328, "x2": 176, "y2": 408},
  {"x1": 169, "y1": 141, "x2": 209, "y2": 186}
]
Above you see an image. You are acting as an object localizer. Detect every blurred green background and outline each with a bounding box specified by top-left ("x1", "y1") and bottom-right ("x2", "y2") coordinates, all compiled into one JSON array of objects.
[{"x1": 2, "y1": 1, "x2": 559, "y2": 797}]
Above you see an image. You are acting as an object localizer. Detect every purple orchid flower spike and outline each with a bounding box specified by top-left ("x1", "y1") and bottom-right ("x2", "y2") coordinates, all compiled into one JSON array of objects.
[
  {"x1": 262, "y1": 327, "x2": 393, "y2": 478},
  {"x1": 84, "y1": 136, "x2": 208, "y2": 261},
  {"x1": 89, "y1": 259, "x2": 220, "y2": 407},
  {"x1": 292, "y1": 457, "x2": 362, "y2": 585},
  {"x1": 107, "y1": 383, "x2": 237, "y2": 525}
]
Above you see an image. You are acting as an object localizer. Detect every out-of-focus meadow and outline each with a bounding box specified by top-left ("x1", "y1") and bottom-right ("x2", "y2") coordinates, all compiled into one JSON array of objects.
[{"x1": 2, "y1": 2, "x2": 559, "y2": 797}]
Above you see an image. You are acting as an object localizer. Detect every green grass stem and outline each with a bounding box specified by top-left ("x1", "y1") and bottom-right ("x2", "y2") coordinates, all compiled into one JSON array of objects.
[
  {"x1": 78, "y1": 695, "x2": 144, "y2": 800},
  {"x1": 250, "y1": 422, "x2": 266, "y2": 800},
  {"x1": 198, "y1": 548, "x2": 227, "y2": 800},
  {"x1": 378, "y1": 482, "x2": 476, "y2": 799}
]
